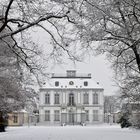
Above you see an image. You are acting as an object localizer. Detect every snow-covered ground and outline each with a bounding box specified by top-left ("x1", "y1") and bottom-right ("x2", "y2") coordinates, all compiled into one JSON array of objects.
[{"x1": 0, "y1": 124, "x2": 140, "y2": 140}]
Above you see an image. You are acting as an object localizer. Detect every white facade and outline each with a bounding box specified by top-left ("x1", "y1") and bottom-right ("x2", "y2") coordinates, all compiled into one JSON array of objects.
[{"x1": 39, "y1": 70, "x2": 104, "y2": 125}]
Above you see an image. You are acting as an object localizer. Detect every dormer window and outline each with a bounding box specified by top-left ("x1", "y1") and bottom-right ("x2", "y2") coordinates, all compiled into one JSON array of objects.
[
  {"x1": 67, "y1": 70, "x2": 76, "y2": 77},
  {"x1": 84, "y1": 81, "x2": 88, "y2": 86},
  {"x1": 55, "y1": 81, "x2": 59, "y2": 87}
]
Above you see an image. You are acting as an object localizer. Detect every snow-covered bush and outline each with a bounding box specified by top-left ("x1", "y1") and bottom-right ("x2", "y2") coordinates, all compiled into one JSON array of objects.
[{"x1": 117, "y1": 113, "x2": 132, "y2": 128}]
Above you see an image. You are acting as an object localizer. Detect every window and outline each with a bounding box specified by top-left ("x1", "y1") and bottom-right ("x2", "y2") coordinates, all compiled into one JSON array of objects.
[
  {"x1": 85, "y1": 110, "x2": 89, "y2": 121},
  {"x1": 84, "y1": 81, "x2": 88, "y2": 86},
  {"x1": 45, "y1": 110, "x2": 50, "y2": 121},
  {"x1": 54, "y1": 93, "x2": 60, "y2": 104},
  {"x1": 83, "y1": 93, "x2": 89, "y2": 104},
  {"x1": 54, "y1": 110, "x2": 60, "y2": 121},
  {"x1": 13, "y1": 115, "x2": 18, "y2": 123},
  {"x1": 55, "y1": 81, "x2": 59, "y2": 87},
  {"x1": 45, "y1": 93, "x2": 50, "y2": 104},
  {"x1": 67, "y1": 70, "x2": 76, "y2": 77},
  {"x1": 69, "y1": 93, "x2": 75, "y2": 106},
  {"x1": 69, "y1": 81, "x2": 74, "y2": 85},
  {"x1": 93, "y1": 110, "x2": 98, "y2": 121},
  {"x1": 93, "y1": 93, "x2": 98, "y2": 104}
]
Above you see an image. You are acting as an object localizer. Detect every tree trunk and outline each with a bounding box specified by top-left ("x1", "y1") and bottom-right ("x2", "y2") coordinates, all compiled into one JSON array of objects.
[{"x1": 132, "y1": 45, "x2": 140, "y2": 73}]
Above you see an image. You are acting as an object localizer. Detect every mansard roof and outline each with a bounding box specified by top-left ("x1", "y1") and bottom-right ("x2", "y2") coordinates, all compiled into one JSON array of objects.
[{"x1": 40, "y1": 71, "x2": 104, "y2": 90}]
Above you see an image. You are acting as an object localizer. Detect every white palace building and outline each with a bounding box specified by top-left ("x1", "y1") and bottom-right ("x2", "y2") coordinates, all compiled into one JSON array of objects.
[{"x1": 39, "y1": 70, "x2": 104, "y2": 125}]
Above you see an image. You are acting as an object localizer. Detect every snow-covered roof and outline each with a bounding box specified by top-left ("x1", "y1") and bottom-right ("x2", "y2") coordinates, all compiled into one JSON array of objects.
[{"x1": 40, "y1": 71, "x2": 103, "y2": 90}]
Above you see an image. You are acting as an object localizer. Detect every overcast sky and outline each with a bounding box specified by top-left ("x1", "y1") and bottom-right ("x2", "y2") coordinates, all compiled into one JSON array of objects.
[{"x1": 48, "y1": 54, "x2": 118, "y2": 96}]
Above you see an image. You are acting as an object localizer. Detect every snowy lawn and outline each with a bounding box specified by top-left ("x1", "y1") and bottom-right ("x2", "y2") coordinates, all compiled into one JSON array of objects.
[{"x1": 0, "y1": 124, "x2": 140, "y2": 140}]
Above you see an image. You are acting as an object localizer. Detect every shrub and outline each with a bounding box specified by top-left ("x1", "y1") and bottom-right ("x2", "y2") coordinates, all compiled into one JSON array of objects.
[
  {"x1": 117, "y1": 113, "x2": 132, "y2": 128},
  {"x1": 0, "y1": 112, "x2": 8, "y2": 132}
]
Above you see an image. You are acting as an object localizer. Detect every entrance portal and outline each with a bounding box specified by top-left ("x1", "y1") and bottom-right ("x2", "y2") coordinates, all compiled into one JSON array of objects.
[{"x1": 68, "y1": 110, "x2": 75, "y2": 125}]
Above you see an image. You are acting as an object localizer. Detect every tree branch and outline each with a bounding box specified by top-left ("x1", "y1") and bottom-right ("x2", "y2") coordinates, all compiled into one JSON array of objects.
[
  {"x1": 0, "y1": 13, "x2": 75, "y2": 39},
  {"x1": 0, "y1": 0, "x2": 14, "y2": 32}
]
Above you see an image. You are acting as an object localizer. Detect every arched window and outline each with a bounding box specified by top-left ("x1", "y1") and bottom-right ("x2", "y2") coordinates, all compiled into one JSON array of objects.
[
  {"x1": 54, "y1": 93, "x2": 60, "y2": 104},
  {"x1": 93, "y1": 93, "x2": 98, "y2": 104},
  {"x1": 83, "y1": 93, "x2": 89, "y2": 104}
]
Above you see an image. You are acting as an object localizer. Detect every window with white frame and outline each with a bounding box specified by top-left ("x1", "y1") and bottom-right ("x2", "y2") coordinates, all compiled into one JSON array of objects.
[
  {"x1": 45, "y1": 110, "x2": 50, "y2": 121},
  {"x1": 93, "y1": 93, "x2": 98, "y2": 104},
  {"x1": 54, "y1": 110, "x2": 60, "y2": 121},
  {"x1": 54, "y1": 93, "x2": 60, "y2": 104},
  {"x1": 83, "y1": 93, "x2": 89, "y2": 104},
  {"x1": 85, "y1": 110, "x2": 89, "y2": 121},
  {"x1": 45, "y1": 93, "x2": 50, "y2": 104},
  {"x1": 93, "y1": 110, "x2": 99, "y2": 121}
]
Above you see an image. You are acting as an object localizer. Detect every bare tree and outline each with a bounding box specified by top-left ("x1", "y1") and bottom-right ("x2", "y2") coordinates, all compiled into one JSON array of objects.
[
  {"x1": 104, "y1": 95, "x2": 121, "y2": 114},
  {"x1": 47, "y1": 0, "x2": 140, "y2": 127},
  {"x1": 0, "y1": 34, "x2": 36, "y2": 112},
  {"x1": 0, "y1": 0, "x2": 83, "y2": 123},
  {"x1": 0, "y1": 0, "x2": 81, "y2": 74},
  {"x1": 1, "y1": 0, "x2": 139, "y2": 79},
  {"x1": 1, "y1": 1, "x2": 140, "y2": 125},
  {"x1": 45, "y1": 0, "x2": 140, "y2": 82}
]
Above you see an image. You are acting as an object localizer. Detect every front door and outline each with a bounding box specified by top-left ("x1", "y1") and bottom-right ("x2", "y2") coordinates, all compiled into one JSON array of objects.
[
  {"x1": 61, "y1": 113, "x2": 67, "y2": 125},
  {"x1": 68, "y1": 110, "x2": 75, "y2": 125}
]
